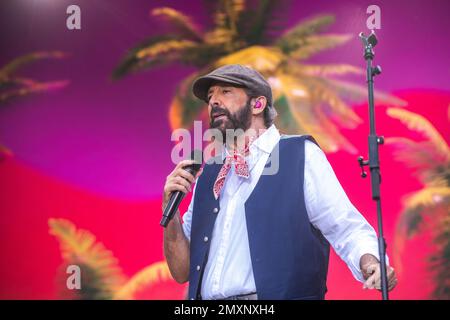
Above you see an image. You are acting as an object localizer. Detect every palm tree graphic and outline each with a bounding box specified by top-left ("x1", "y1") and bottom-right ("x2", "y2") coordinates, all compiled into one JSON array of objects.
[{"x1": 113, "y1": 0, "x2": 404, "y2": 153}]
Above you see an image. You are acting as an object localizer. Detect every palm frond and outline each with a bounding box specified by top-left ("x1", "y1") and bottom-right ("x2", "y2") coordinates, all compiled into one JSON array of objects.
[
  {"x1": 215, "y1": 45, "x2": 284, "y2": 73},
  {"x1": 272, "y1": 74, "x2": 348, "y2": 152},
  {"x1": 281, "y1": 67, "x2": 363, "y2": 129},
  {"x1": 386, "y1": 138, "x2": 448, "y2": 179},
  {"x1": 114, "y1": 261, "x2": 173, "y2": 300},
  {"x1": 314, "y1": 103, "x2": 358, "y2": 153},
  {"x1": 390, "y1": 107, "x2": 450, "y2": 298},
  {"x1": 276, "y1": 15, "x2": 335, "y2": 54},
  {"x1": 203, "y1": 28, "x2": 239, "y2": 51},
  {"x1": 275, "y1": 73, "x2": 357, "y2": 153},
  {"x1": 112, "y1": 35, "x2": 197, "y2": 79},
  {"x1": 277, "y1": 14, "x2": 335, "y2": 43},
  {"x1": 0, "y1": 51, "x2": 67, "y2": 78},
  {"x1": 169, "y1": 72, "x2": 207, "y2": 129},
  {"x1": 136, "y1": 39, "x2": 198, "y2": 61},
  {"x1": 325, "y1": 79, "x2": 407, "y2": 106},
  {"x1": 394, "y1": 190, "x2": 450, "y2": 299},
  {"x1": 0, "y1": 79, "x2": 69, "y2": 103},
  {"x1": 429, "y1": 216, "x2": 450, "y2": 299},
  {"x1": 216, "y1": 0, "x2": 245, "y2": 32},
  {"x1": 387, "y1": 108, "x2": 450, "y2": 160},
  {"x1": 240, "y1": 0, "x2": 283, "y2": 45},
  {"x1": 427, "y1": 218, "x2": 449, "y2": 300},
  {"x1": 403, "y1": 187, "x2": 450, "y2": 223},
  {"x1": 228, "y1": 0, "x2": 246, "y2": 24},
  {"x1": 394, "y1": 187, "x2": 449, "y2": 264},
  {"x1": 287, "y1": 34, "x2": 352, "y2": 60},
  {"x1": 0, "y1": 52, "x2": 69, "y2": 104},
  {"x1": 151, "y1": 7, "x2": 203, "y2": 41},
  {"x1": 297, "y1": 75, "x2": 362, "y2": 128},
  {"x1": 202, "y1": 0, "x2": 247, "y2": 52},
  {"x1": 49, "y1": 218, "x2": 126, "y2": 299},
  {"x1": 274, "y1": 94, "x2": 306, "y2": 134},
  {"x1": 301, "y1": 64, "x2": 364, "y2": 76}
]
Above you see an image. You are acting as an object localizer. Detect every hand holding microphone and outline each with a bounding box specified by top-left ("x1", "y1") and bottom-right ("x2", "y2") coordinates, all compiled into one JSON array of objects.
[{"x1": 161, "y1": 150, "x2": 203, "y2": 227}]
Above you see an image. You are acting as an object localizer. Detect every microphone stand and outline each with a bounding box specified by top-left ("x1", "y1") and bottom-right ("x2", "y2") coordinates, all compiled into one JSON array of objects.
[{"x1": 357, "y1": 30, "x2": 389, "y2": 300}]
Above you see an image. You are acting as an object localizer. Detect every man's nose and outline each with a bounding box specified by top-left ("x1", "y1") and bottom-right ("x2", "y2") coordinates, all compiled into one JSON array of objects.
[{"x1": 208, "y1": 92, "x2": 221, "y2": 107}]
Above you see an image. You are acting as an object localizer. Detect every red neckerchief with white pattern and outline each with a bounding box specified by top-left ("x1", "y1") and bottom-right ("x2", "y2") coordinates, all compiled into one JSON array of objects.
[{"x1": 212, "y1": 137, "x2": 255, "y2": 200}]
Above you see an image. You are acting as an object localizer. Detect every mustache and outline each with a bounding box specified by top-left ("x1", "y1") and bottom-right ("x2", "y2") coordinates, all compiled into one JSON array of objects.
[{"x1": 210, "y1": 106, "x2": 231, "y2": 120}]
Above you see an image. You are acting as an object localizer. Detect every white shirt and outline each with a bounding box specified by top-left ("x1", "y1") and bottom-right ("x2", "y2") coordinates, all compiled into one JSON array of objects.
[{"x1": 182, "y1": 125, "x2": 384, "y2": 300}]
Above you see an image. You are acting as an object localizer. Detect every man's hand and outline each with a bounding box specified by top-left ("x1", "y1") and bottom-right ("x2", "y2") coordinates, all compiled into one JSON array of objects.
[
  {"x1": 162, "y1": 159, "x2": 202, "y2": 209},
  {"x1": 360, "y1": 254, "x2": 398, "y2": 291}
]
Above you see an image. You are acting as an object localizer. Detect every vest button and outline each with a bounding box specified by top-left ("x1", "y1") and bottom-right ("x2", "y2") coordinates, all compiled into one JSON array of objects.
[
  {"x1": 196, "y1": 265, "x2": 201, "y2": 271},
  {"x1": 213, "y1": 207, "x2": 219, "y2": 213},
  {"x1": 204, "y1": 236, "x2": 209, "y2": 242}
]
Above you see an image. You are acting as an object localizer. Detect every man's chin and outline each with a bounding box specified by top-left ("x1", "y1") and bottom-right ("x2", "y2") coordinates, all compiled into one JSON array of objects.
[
  {"x1": 209, "y1": 122, "x2": 231, "y2": 140},
  {"x1": 210, "y1": 119, "x2": 228, "y2": 130}
]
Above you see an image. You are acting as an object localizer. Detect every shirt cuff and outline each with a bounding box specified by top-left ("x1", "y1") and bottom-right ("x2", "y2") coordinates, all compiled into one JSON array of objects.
[{"x1": 348, "y1": 243, "x2": 390, "y2": 283}]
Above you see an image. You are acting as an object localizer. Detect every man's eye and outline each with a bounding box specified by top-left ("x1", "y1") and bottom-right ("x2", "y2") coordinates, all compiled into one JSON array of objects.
[{"x1": 223, "y1": 89, "x2": 230, "y2": 93}]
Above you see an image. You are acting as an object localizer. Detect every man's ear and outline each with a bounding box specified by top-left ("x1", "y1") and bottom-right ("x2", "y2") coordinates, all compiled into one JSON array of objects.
[{"x1": 252, "y1": 96, "x2": 267, "y2": 115}]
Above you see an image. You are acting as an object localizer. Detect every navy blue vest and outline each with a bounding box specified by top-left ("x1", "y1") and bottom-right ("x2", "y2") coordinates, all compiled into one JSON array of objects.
[{"x1": 188, "y1": 135, "x2": 330, "y2": 300}]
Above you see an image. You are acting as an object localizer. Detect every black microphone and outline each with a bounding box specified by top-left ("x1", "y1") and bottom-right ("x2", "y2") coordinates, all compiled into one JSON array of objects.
[{"x1": 160, "y1": 149, "x2": 203, "y2": 227}]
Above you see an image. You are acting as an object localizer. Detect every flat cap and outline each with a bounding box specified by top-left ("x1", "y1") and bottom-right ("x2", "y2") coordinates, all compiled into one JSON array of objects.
[{"x1": 192, "y1": 64, "x2": 273, "y2": 106}]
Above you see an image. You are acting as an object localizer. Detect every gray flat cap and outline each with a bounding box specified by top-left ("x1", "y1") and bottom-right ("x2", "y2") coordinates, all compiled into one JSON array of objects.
[{"x1": 192, "y1": 64, "x2": 273, "y2": 106}]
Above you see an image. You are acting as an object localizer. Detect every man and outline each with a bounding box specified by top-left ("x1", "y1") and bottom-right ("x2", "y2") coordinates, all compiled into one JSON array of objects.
[{"x1": 162, "y1": 64, "x2": 397, "y2": 300}]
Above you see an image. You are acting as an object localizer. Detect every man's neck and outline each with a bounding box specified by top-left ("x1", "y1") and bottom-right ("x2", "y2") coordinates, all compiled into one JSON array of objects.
[{"x1": 226, "y1": 124, "x2": 268, "y2": 154}]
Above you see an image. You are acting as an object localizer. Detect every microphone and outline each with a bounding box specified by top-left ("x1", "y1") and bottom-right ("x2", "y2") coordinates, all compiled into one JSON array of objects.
[{"x1": 160, "y1": 149, "x2": 203, "y2": 228}]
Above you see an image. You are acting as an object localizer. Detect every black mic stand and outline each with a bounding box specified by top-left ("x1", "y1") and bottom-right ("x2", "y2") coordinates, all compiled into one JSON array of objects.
[{"x1": 357, "y1": 30, "x2": 389, "y2": 300}]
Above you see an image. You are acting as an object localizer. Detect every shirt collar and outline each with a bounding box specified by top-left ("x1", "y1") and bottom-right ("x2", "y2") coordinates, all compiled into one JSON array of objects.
[
  {"x1": 221, "y1": 124, "x2": 280, "y2": 160},
  {"x1": 250, "y1": 124, "x2": 280, "y2": 154}
]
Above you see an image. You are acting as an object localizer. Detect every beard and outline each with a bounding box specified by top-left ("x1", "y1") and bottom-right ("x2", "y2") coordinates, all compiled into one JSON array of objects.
[{"x1": 209, "y1": 99, "x2": 252, "y2": 140}]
